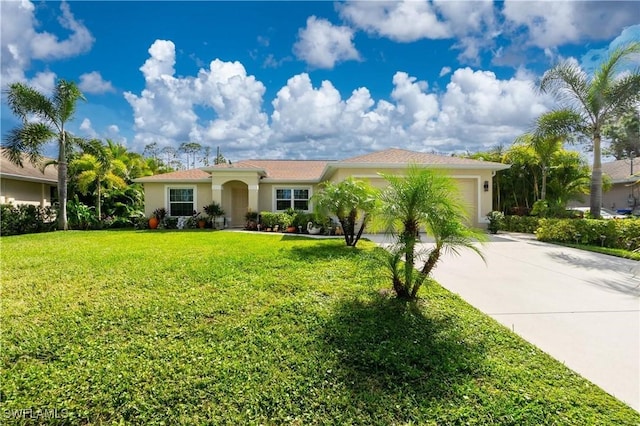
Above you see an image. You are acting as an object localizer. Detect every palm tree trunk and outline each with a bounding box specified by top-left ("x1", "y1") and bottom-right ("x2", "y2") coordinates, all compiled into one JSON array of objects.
[
  {"x1": 96, "y1": 179, "x2": 101, "y2": 220},
  {"x1": 58, "y1": 133, "x2": 68, "y2": 230},
  {"x1": 541, "y1": 166, "x2": 547, "y2": 201},
  {"x1": 590, "y1": 131, "x2": 603, "y2": 218}
]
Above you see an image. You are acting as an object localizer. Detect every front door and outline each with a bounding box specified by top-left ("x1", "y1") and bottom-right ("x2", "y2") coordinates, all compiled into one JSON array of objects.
[{"x1": 231, "y1": 187, "x2": 248, "y2": 228}]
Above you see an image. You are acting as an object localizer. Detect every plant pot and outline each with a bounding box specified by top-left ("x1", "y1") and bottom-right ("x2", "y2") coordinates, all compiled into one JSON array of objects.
[
  {"x1": 149, "y1": 217, "x2": 159, "y2": 229},
  {"x1": 198, "y1": 220, "x2": 206, "y2": 229},
  {"x1": 287, "y1": 226, "x2": 297, "y2": 233}
]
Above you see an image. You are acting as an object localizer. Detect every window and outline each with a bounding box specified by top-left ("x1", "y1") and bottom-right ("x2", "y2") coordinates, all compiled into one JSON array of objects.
[
  {"x1": 275, "y1": 188, "x2": 310, "y2": 211},
  {"x1": 168, "y1": 188, "x2": 194, "y2": 216}
]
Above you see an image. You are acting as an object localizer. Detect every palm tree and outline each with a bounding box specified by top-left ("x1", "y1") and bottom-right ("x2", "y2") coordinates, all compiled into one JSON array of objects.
[
  {"x1": 539, "y1": 42, "x2": 640, "y2": 218},
  {"x1": 71, "y1": 140, "x2": 127, "y2": 220},
  {"x1": 312, "y1": 178, "x2": 377, "y2": 247},
  {"x1": 379, "y1": 166, "x2": 485, "y2": 299},
  {"x1": 3, "y1": 79, "x2": 85, "y2": 230},
  {"x1": 515, "y1": 117, "x2": 565, "y2": 202}
]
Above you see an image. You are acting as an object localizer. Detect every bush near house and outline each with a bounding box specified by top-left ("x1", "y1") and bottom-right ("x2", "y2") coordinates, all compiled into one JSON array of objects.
[
  {"x1": 536, "y1": 218, "x2": 640, "y2": 250},
  {"x1": 501, "y1": 215, "x2": 541, "y2": 233},
  {"x1": 0, "y1": 204, "x2": 57, "y2": 236}
]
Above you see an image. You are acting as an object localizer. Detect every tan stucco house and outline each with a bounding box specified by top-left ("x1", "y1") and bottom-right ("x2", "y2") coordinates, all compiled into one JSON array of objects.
[
  {"x1": 135, "y1": 148, "x2": 509, "y2": 228},
  {"x1": 0, "y1": 151, "x2": 57, "y2": 207},
  {"x1": 601, "y1": 157, "x2": 640, "y2": 212}
]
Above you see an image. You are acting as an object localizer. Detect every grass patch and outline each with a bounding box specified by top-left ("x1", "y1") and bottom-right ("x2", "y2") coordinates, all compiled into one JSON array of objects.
[
  {"x1": 552, "y1": 242, "x2": 640, "y2": 261},
  {"x1": 2, "y1": 230, "x2": 638, "y2": 424}
]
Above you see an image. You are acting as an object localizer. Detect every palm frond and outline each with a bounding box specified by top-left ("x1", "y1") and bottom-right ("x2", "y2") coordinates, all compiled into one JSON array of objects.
[
  {"x1": 540, "y1": 62, "x2": 590, "y2": 114},
  {"x1": 4, "y1": 82, "x2": 56, "y2": 123},
  {"x1": 54, "y1": 80, "x2": 85, "y2": 125}
]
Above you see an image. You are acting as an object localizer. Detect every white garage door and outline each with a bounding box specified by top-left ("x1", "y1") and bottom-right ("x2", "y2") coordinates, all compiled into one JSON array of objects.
[{"x1": 455, "y1": 178, "x2": 478, "y2": 226}]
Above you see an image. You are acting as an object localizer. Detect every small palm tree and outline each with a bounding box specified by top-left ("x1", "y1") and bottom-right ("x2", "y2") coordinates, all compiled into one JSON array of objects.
[
  {"x1": 312, "y1": 178, "x2": 377, "y2": 247},
  {"x1": 379, "y1": 166, "x2": 485, "y2": 300},
  {"x1": 3, "y1": 79, "x2": 85, "y2": 230},
  {"x1": 539, "y1": 42, "x2": 640, "y2": 218}
]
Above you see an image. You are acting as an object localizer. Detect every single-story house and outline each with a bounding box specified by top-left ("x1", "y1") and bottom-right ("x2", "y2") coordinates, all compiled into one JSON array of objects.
[
  {"x1": 135, "y1": 148, "x2": 509, "y2": 228},
  {"x1": 0, "y1": 151, "x2": 57, "y2": 207},
  {"x1": 601, "y1": 157, "x2": 640, "y2": 212}
]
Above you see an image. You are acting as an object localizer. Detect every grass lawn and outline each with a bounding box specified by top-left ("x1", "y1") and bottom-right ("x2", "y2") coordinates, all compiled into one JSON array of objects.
[
  {"x1": 552, "y1": 242, "x2": 640, "y2": 261},
  {"x1": 2, "y1": 230, "x2": 638, "y2": 425}
]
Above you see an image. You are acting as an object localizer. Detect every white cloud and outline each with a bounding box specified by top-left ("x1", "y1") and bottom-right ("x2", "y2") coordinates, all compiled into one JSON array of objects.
[
  {"x1": 266, "y1": 68, "x2": 552, "y2": 158},
  {"x1": 0, "y1": 1, "x2": 94, "y2": 87},
  {"x1": 502, "y1": 1, "x2": 639, "y2": 49},
  {"x1": 580, "y1": 25, "x2": 640, "y2": 75},
  {"x1": 439, "y1": 66, "x2": 452, "y2": 77},
  {"x1": 338, "y1": 0, "x2": 496, "y2": 63},
  {"x1": 124, "y1": 40, "x2": 269, "y2": 154},
  {"x1": 338, "y1": 0, "x2": 451, "y2": 42},
  {"x1": 293, "y1": 16, "x2": 360, "y2": 69},
  {"x1": 79, "y1": 118, "x2": 98, "y2": 139},
  {"x1": 124, "y1": 41, "x2": 555, "y2": 159},
  {"x1": 79, "y1": 71, "x2": 115, "y2": 94}
]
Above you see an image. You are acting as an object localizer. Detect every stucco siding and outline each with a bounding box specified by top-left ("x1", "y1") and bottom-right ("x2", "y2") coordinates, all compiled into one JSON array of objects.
[
  {"x1": 143, "y1": 183, "x2": 212, "y2": 217},
  {"x1": 0, "y1": 177, "x2": 54, "y2": 206},
  {"x1": 326, "y1": 167, "x2": 493, "y2": 227},
  {"x1": 603, "y1": 183, "x2": 637, "y2": 211}
]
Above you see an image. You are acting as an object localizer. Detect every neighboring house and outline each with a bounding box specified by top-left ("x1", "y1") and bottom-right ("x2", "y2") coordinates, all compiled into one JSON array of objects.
[
  {"x1": 135, "y1": 148, "x2": 509, "y2": 228},
  {"x1": 0, "y1": 151, "x2": 57, "y2": 207},
  {"x1": 601, "y1": 157, "x2": 640, "y2": 211}
]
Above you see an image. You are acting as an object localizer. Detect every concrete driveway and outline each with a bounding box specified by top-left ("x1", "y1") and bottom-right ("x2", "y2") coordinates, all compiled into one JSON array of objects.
[{"x1": 367, "y1": 232, "x2": 640, "y2": 411}]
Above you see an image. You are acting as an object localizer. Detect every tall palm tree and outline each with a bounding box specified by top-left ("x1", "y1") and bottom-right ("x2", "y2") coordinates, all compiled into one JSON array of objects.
[
  {"x1": 71, "y1": 140, "x2": 127, "y2": 220},
  {"x1": 3, "y1": 79, "x2": 85, "y2": 230},
  {"x1": 379, "y1": 166, "x2": 485, "y2": 299},
  {"x1": 539, "y1": 42, "x2": 640, "y2": 218}
]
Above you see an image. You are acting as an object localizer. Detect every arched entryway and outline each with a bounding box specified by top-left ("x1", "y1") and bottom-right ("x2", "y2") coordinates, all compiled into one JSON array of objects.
[{"x1": 222, "y1": 180, "x2": 248, "y2": 228}]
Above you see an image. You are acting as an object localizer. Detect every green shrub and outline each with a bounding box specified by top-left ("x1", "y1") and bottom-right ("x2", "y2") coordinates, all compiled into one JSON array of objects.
[
  {"x1": 260, "y1": 211, "x2": 278, "y2": 228},
  {"x1": 502, "y1": 215, "x2": 540, "y2": 233},
  {"x1": 536, "y1": 218, "x2": 639, "y2": 249},
  {"x1": 0, "y1": 204, "x2": 57, "y2": 236}
]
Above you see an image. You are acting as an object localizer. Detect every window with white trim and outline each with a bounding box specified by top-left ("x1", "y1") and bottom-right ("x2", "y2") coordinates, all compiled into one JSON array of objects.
[
  {"x1": 168, "y1": 188, "x2": 195, "y2": 216},
  {"x1": 275, "y1": 188, "x2": 310, "y2": 211}
]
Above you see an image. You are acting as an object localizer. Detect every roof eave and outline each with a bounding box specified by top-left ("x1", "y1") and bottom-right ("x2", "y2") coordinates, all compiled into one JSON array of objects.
[
  {"x1": 134, "y1": 178, "x2": 211, "y2": 184},
  {"x1": 0, "y1": 173, "x2": 58, "y2": 184},
  {"x1": 332, "y1": 162, "x2": 511, "y2": 171}
]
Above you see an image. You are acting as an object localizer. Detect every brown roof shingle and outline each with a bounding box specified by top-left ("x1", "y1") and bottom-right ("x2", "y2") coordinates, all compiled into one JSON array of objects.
[
  {"x1": 0, "y1": 151, "x2": 58, "y2": 183},
  {"x1": 340, "y1": 148, "x2": 506, "y2": 168},
  {"x1": 602, "y1": 157, "x2": 640, "y2": 183},
  {"x1": 136, "y1": 169, "x2": 211, "y2": 182},
  {"x1": 221, "y1": 160, "x2": 330, "y2": 180}
]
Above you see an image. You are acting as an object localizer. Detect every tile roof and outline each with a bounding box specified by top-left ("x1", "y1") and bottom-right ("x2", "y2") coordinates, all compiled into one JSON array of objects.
[
  {"x1": 602, "y1": 157, "x2": 640, "y2": 182},
  {"x1": 0, "y1": 151, "x2": 58, "y2": 183},
  {"x1": 139, "y1": 148, "x2": 508, "y2": 183},
  {"x1": 224, "y1": 160, "x2": 330, "y2": 180},
  {"x1": 136, "y1": 168, "x2": 211, "y2": 182},
  {"x1": 340, "y1": 148, "x2": 505, "y2": 167}
]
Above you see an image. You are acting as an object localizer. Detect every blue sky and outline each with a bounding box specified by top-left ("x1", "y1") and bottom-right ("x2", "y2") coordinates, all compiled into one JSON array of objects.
[{"x1": 1, "y1": 1, "x2": 639, "y2": 161}]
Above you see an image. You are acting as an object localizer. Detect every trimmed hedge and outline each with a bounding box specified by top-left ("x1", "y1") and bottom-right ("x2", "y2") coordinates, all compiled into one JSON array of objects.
[
  {"x1": 0, "y1": 204, "x2": 57, "y2": 236},
  {"x1": 502, "y1": 215, "x2": 540, "y2": 233},
  {"x1": 536, "y1": 218, "x2": 640, "y2": 250}
]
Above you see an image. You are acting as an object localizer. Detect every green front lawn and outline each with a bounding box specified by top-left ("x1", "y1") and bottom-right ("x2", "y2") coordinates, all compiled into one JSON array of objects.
[{"x1": 2, "y1": 231, "x2": 638, "y2": 424}]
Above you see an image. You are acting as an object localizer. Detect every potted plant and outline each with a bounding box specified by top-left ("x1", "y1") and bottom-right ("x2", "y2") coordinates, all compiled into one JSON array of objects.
[
  {"x1": 203, "y1": 202, "x2": 225, "y2": 229},
  {"x1": 486, "y1": 211, "x2": 504, "y2": 234},
  {"x1": 260, "y1": 211, "x2": 277, "y2": 231},
  {"x1": 149, "y1": 207, "x2": 167, "y2": 229},
  {"x1": 196, "y1": 212, "x2": 208, "y2": 229},
  {"x1": 245, "y1": 210, "x2": 258, "y2": 230},
  {"x1": 283, "y1": 208, "x2": 297, "y2": 232}
]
